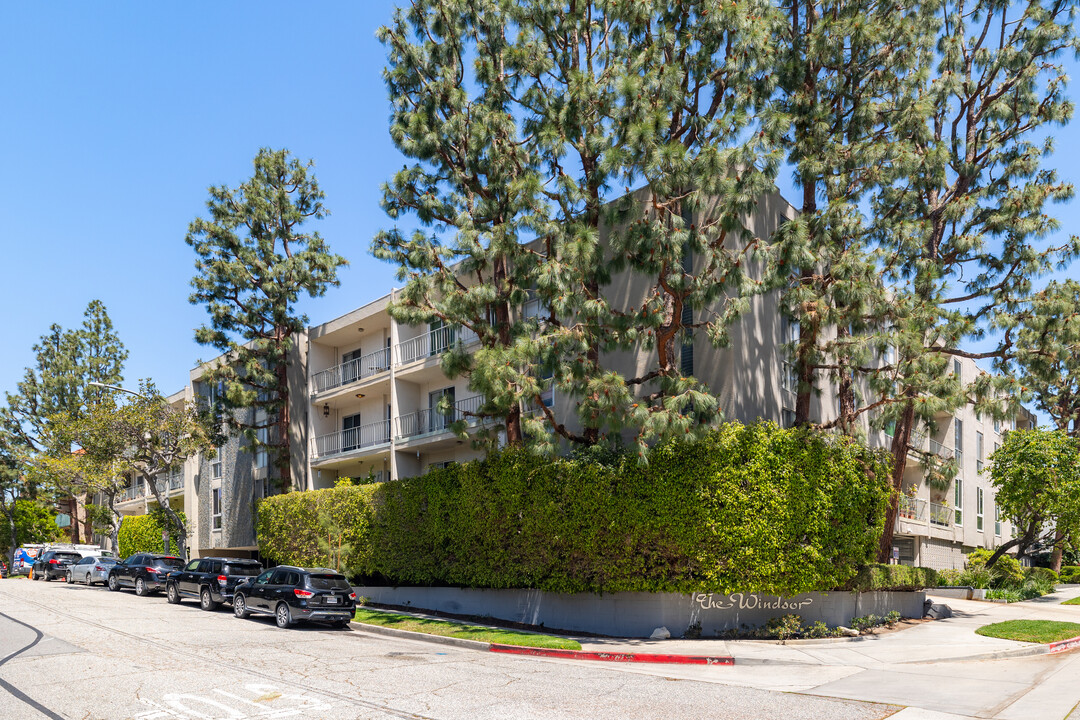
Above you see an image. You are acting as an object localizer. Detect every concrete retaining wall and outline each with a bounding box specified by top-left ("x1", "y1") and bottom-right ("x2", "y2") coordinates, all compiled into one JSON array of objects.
[{"x1": 358, "y1": 586, "x2": 926, "y2": 638}]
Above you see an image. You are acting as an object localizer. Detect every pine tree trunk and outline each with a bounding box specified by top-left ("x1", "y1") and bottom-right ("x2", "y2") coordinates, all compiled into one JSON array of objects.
[
  {"x1": 878, "y1": 396, "x2": 916, "y2": 562},
  {"x1": 275, "y1": 349, "x2": 292, "y2": 491}
]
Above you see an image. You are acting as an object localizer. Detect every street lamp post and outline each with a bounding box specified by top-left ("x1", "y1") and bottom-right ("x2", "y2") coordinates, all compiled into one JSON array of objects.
[{"x1": 87, "y1": 381, "x2": 148, "y2": 400}]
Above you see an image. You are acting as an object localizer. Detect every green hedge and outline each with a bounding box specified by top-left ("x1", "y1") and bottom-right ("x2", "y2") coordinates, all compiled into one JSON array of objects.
[
  {"x1": 1026, "y1": 567, "x2": 1060, "y2": 584},
  {"x1": 257, "y1": 423, "x2": 892, "y2": 596},
  {"x1": 1060, "y1": 566, "x2": 1080, "y2": 583},
  {"x1": 118, "y1": 510, "x2": 185, "y2": 558},
  {"x1": 849, "y1": 564, "x2": 938, "y2": 591}
]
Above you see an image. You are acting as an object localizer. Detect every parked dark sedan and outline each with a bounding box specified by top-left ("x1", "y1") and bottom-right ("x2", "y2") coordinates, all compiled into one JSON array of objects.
[
  {"x1": 33, "y1": 550, "x2": 82, "y2": 581},
  {"x1": 233, "y1": 566, "x2": 356, "y2": 629},
  {"x1": 107, "y1": 553, "x2": 185, "y2": 596},
  {"x1": 166, "y1": 557, "x2": 263, "y2": 610}
]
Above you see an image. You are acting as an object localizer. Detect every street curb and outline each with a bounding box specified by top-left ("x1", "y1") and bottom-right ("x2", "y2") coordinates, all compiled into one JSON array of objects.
[
  {"x1": 490, "y1": 644, "x2": 734, "y2": 665},
  {"x1": 1048, "y1": 634, "x2": 1080, "y2": 654},
  {"x1": 351, "y1": 621, "x2": 736, "y2": 665},
  {"x1": 349, "y1": 620, "x2": 493, "y2": 651}
]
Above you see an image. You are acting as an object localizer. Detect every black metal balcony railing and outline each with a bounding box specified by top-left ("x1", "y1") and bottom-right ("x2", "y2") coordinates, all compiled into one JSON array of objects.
[
  {"x1": 313, "y1": 420, "x2": 392, "y2": 460},
  {"x1": 311, "y1": 348, "x2": 392, "y2": 394},
  {"x1": 396, "y1": 395, "x2": 485, "y2": 439}
]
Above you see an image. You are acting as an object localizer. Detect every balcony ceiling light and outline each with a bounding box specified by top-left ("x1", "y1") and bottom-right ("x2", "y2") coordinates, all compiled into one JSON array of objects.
[
  {"x1": 357, "y1": 327, "x2": 364, "y2": 333},
  {"x1": 323, "y1": 403, "x2": 330, "y2": 418},
  {"x1": 355, "y1": 393, "x2": 365, "y2": 399}
]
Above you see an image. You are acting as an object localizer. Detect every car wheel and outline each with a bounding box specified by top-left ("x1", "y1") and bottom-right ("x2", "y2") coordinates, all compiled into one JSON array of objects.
[
  {"x1": 275, "y1": 602, "x2": 292, "y2": 629},
  {"x1": 135, "y1": 577, "x2": 148, "y2": 597},
  {"x1": 85, "y1": 573, "x2": 92, "y2": 586},
  {"x1": 43, "y1": 572, "x2": 51, "y2": 582},
  {"x1": 233, "y1": 594, "x2": 249, "y2": 619},
  {"x1": 200, "y1": 587, "x2": 219, "y2": 611},
  {"x1": 167, "y1": 582, "x2": 181, "y2": 604},
  {"x1": 108, "y1": 575, "x2": 120, "y2": 592}
]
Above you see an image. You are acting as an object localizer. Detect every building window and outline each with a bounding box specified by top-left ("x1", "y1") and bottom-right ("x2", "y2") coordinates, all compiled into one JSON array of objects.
[
  {"x1": 211, "y1": 452, "x2": 222, "y2": 479},
  {"x1": 954, "y1": 478, "x2": 963, "y2": 526},
  {"x1": 993, "y1": 418, "x2": 1000, "y2": 434},
  {"x1": 995, "y1": 504, "x2": 1001, "y2": 536},
  {"x1": 976, "y1": 431, "x2": 984, "y2": 473},
  {"x1": 781, "y1": 361, "x2": 798, "y2": 395},
  {"x1": 954, "y1": 418, "x2": 963, "y2": 461},
  {"x1": 212, "y1": 488, "x2": 222, "y2": 531},
  {"x1": 255, "y1": 427, "x2": 268, "y2": 469},
  {"x1": 953, "y1": 359, "x2": 962, "y2": 381},
  {"x1": 976, "y1": 487, "x2": 984, "y2": 532},
  {"x1": 782, "y1": 409, "x2": 796, "y2": 429}
]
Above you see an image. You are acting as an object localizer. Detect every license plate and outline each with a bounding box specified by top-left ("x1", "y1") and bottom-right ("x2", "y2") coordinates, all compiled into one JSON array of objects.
[{"x1": 324, "y1": 596, "x2": 339, "y2": 605}]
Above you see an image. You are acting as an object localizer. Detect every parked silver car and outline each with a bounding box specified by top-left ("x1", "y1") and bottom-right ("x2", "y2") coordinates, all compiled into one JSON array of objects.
[{"x1": 66, "y1": 556, "x2": 119, "y2": 586}]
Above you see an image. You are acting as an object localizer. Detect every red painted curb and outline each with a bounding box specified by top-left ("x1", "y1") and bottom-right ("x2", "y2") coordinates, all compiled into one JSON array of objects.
[
  {"x1": 1048, "y1": 635, "x2": 1080, "y2": 654},
  {"x1": 489, "y1": 644, "x2": 734, "y2": 666}
]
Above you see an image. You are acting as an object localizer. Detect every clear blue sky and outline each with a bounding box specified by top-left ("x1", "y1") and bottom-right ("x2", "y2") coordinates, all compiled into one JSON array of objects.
[{"x1": 1, "y1": 3, "x2": 1078, "y2": 414}]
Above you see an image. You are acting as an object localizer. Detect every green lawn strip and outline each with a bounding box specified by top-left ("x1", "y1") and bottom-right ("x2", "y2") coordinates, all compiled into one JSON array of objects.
[
  {"x1": 1061, "y1": 596, "x2": 1080, "y2": 606},
  {"x1": 976, "y1": 620, "x2": 1080, "y2": 643},
  {"x1": 352, "y1": 607, "x2": 581, "y2": 650}
]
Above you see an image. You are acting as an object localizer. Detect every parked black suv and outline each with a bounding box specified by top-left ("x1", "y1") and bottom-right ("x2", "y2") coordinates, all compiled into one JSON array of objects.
[
  {"x1": 166, "y1": 557, "x2": 263, "y2": 610},
  {"x1": 233, "y1": 566, "x2": 356, "y2": 629},
  {"x1": 108, "y1": 553, "x2": 185, "y2": 596},
  {"x1": 33, "y1": 550, "x2": 82, "y2": 581}
]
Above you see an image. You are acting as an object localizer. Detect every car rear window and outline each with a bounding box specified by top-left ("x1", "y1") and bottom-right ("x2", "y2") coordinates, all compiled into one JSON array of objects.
[
  {"x1": 54, "y1": 553, "x2": 81, "y2": 561},
  {"x1": 224, "y1": 562, "x2": 261, "y2": 575},
  {"x1": 307, "y1": 574, "x2": 351, "y2": 591},
  {"x1": 98, "y1": 558, "x2": 118, "y2": 565},
  {"x1": 154, "y1": 557, "x2": 184, "y2": 569}
]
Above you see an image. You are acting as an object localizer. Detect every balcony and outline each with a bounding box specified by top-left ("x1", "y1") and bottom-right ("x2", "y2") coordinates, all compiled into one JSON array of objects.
[
  {"x1": 313, "y1": 420, "x2": 392, "y2": 460},
  {"x1": 395, "y1": 326, "x2": 478, "y2": 366},
  {"x1": 929, "y1": 502, "x2": 952, "y2": 528},
  {"x1": 311, "y1": 348, "x2": 392, "y2": 394},
  {"x1": 908, "y1": 429, "x2": 957, "y2": 462},
  {"x1": 898, "y1": 495, "x2": 925, "y2": 521},
  {"x1": 396, "y1": 394, "x2": 485, "y2": 439}
]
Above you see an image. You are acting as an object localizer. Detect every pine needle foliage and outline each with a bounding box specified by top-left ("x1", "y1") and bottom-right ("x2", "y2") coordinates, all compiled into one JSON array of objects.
[{"x1": 187, "y1": 149, "x2": 347, "y2": 490}]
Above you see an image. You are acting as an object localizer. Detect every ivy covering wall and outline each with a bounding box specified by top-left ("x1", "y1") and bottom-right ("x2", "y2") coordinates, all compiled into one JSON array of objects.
[{"x1": 257, "y1": 423, "x2": 893, "y2": 596}]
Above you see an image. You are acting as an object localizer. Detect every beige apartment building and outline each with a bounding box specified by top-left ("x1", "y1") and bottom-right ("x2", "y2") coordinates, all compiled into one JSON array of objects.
[{"x1": 99, "y1": 188, "x2": 1032, "y2": 570}]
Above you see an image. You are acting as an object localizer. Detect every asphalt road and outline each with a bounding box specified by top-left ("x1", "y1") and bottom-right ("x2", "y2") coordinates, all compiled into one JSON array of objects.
[{"x1": 0, "y1": 578, "x2": 896, "y2": 720}]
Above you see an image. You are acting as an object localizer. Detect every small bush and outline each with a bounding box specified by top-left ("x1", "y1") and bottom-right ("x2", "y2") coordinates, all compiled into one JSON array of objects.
[
  {"x1": 804, "y1": 621, "x2": 841, "y2": 639},
  {"x1": 966, "y1": 549, "x2": 1025, "y2": 588},
  {"x1": 764, "y1": 614, "x2": 803, "y2": 644},
  {"x1": 959, "y1": 567, "x2": 993, "y2": 589},
  {"x1": 848, "y1": 564, "x2": 938, "y2": 591}
]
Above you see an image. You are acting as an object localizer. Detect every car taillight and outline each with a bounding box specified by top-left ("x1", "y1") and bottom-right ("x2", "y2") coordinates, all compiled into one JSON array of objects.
[
  {"x1": 146, "y1": 566, "x2": 159, "y2": 573},
  {"x1": 349, "y1": 592, "x2": 356, "y2": 601},
  {"x1": 49, "y1": 559, "x2": 58, "y2": 564},
  {"x1": 217, "y1": 575, "x2": 227, "y2": 585},
  {"x1": 94, "y1": 566, "x2": 103, "y2": 571},
  {"x1": 293, "y1": 589, "x2": 314, "y2": 599}
]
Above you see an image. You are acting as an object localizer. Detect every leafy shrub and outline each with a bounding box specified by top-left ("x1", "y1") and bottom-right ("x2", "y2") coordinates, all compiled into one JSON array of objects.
[
  {"x1": 849, "y1": 612, "x2": 901, "y2": 634},
  {"x1": 937, "y1": 569, "x2": 964, "y2": 586},
  {"x1": 256, "y1": 423, "x2": 892, "y2": 595},
  {"x1": 1026, "y1": 567, "x2": 1059, "y2": 585},
  {"x1": 848, "y1": 564, "x2": 938, "y2": 591},
  {"x1": 959, "y1": 567, "x2": 993, "y2": 589},
  {"x1": 966, "y1": 549, "x2": 1025, "y2": 588},
  {"x1": 118, "y1": 510, "x2": 186, "y2": 558},
  {"x1": 986, "y1": 588, "x2": 1023, "y2": 602}
]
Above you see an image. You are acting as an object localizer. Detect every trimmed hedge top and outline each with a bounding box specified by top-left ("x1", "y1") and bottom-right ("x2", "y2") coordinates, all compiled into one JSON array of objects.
[{"x1": 257, "y1": 423, "x2": 893, "y2": 596}]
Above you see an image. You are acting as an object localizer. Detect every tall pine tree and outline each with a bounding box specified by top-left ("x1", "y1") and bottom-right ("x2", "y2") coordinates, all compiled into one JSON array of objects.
[{"x1": 187, "y1": 148, "x2": 347, "y2": 490}]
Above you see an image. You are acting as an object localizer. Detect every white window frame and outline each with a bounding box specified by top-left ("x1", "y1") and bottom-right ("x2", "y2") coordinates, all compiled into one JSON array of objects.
[
  {"x1": 255, "y1": 427, "x2": 268, "y2": 469},
  {"x1": 212, "y1": 487, "x2": 222, "y2": 531},
  {"x1": 995, "y1": 503, "x2": 1001, "y2": 536},
  {"x1": 976, "y1": 431, "x2": 984, "y2": 474},
  {"x1": 976, "y1": 487, "x2": 984, "y2": 532},
  {"x1": 954, "y1": 478, "x2": 963, "y2": 526}
]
